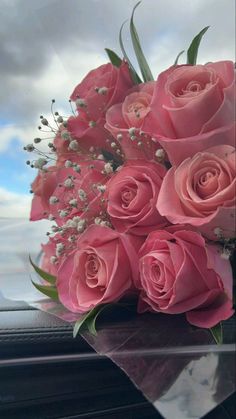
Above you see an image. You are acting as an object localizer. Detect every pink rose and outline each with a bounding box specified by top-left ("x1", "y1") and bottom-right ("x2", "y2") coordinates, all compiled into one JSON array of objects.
[
  {"x1": 157, "y1": 145, "x2": 236, "y2": 240},
  {"x1": 67, "y1": 116, "x2": 115, "y2": 155},
  {"x1": 136, "y1": 228, "x2": 234, "y2": 328},
  {"x1": 68, "y1": 62, "x2": 133, "y2": 157},
  {"x1": 70, "y1": 62, "x2": 133, "y2": 121},
  {"x1": 30, "y1": 167, "x2": 57, "y2": 221},
  {"x1": 106, "y1": 160, "x2": 168, "y2": 236},
  {"x1": 105, "y1": 82, "x2": 161, "y2": 160},
  {"x1": 57, "y1": 225, "x2": 141, "y2": 313},
  {"x1": 143, "y1": 61, "x2": 235, "y2": 165}
]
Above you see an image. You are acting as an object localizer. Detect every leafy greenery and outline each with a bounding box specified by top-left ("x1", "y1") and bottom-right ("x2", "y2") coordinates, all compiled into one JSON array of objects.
[
  {"x1": 73, "y1": 305, "x2": 107, "y2": 337},
  {"x1": 105, "y1": 48, "x2": 122, "y2": 67},
  {"x1": 29, "y1": 255, "x2": 56, "y2": 285},
  {"x1": 130, "y1": 1, "x2": 154, "y2": 82},
  {"x1": 31, "y1": 280, "x2": 59, "y2": 301},
  {"x1": 174, "y1": 50, "x2": 185, "y2": 65},
  {"x1": 187, "y1": 26, "x2": 210, "y2": 65},
  {"x1": 119, "y1": 21, "x2": 142, "y2": 84},
  {"x1": 73, "y1": 302, "x2": 136, "y2": 337},
  {"x1": 210, "y1": 322, "x2": 223, "y2": 345},
  {"x1": 29, "y1": 255, "x2": 58, "y2": 301}
]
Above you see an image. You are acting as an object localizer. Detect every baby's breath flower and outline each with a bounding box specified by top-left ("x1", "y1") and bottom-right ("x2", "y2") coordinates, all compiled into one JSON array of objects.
[
  {"x1": 221, "y1": 248, "x2": 231, "y2": 260},
  {"x1": 56, "y1": 242, "x2": 65, "y2": 256},
  {"x1": 65, "y1": 218, "x2": 78, "y2": 229},
  {"x1": 69, "y1": 198, "x2": 78, "y2": 207},
  {"x1": 65, "y1": 160, "x2": 73, "y2": 168},
  {"x1": 68, "y1": 235, "x2": 76, "y2": 242},
  {"x1": 73, "y1": 164, "x2": 81, "y2": 173},
  {"x1": 34, "y1": 158, "x2": 47, "y2": 169},
  {"x1": 94, "y1": 217, "x2": 102, "y2": 225},
  {"x1": 98, "y1": 86, "x2": 108, "y2": 95},
  {"x1": 100, "y1": 220, "x2": 112, "y2": 227},
  {"x1": 51, "y1": 225, "x2": 60, "y2": 232},
  {"x1": 104, "y1": 162, "x2": 113, "y2": 174},
  {"x1": 78, "y1": 189, "x2": 87, "y2": 201},
  {"x1": 49, "y1": 196, "x2": 59, "y2": 204},
  {"x1": 59, "y1": 210, "x2": 69, "y2": 218},
  {"x1": 25, "y1": 144, "x2": 35, "y2": 152},
  {"x1": 68, "y1": 140, "x2": 79, "y2": 151},
  {"x1": 128, "y1": 127, "x2": 136, "y2": 136},
  {"x1": 155, "y1": 148, "x2": 165, "y2": 162},
  {"x1": 214, "y1": 227, "x2": 223, "y2": 238},
  {"x1": 76, "y1": 98, "x2": 87, "y2": 108},
  {"x1": 50, "y1": 256, "x2": 58, "y2": 264},
  {"x1": 64, "y1": 178, "x2": 74, "y2": 188},
  {"x1": 97, "y1": 184, "x2": 106, "y2": 193},
  {"x1": 41, "y1": 118, "x2": 48, "y2": 126},
  {"x1": 77, "y1": 219, "x2": 86, "y2": 233},
  {"x1": 61, "y1": 130, "x2": 71, "y2": 140}
]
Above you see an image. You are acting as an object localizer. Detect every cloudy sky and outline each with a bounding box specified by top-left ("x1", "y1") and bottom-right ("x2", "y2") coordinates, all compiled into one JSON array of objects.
[{"x1": 0, "y1": 0, "x2": 235, "y2": 218}]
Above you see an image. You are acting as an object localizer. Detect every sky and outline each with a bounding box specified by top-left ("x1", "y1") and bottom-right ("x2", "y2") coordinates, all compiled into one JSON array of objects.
[{"x1": 0, "y1": 0, "x2": 235, "y2": 218}]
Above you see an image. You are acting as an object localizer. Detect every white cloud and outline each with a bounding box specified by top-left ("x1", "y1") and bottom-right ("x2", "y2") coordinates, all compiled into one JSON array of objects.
[
  {"x1": 0, "y1": 187, "x2": 31, "y2": 218},
  {"x1": 0, "y1": 124, "x2": 36, "y2": 152},
  {"x1": 1, "y1": 0, "x2": 234, "y2": 128},
  {"x1": 0, "y1": 49, "x2": 105, "y2": 153}
]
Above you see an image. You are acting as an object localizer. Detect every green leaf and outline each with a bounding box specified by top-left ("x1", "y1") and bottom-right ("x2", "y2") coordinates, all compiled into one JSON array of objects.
[
  {"x1": 73, "y1": 302, "x2": 136, "y2": 337},
  {"x1": 86, "y1": 305, "x2": 115, "y2": 335},
  {"x1": 119, "y1": 20, "x2": 142, "y2": 84},
  {"x1": 73, "y1": 305, "x2": 102, "y2": 338},
  {"x1": 31, "y1": 280, "x2": 59, "y2": 301},
  {"x1": 210, "y1": 322, "x2": 223, "y2": 345},
  {"x1": 105, "y1": 48, "x2": 122, "y2": 67},
  {"x1": 174, "y1": 50, "x2": 185, "y2": 65},
  {"x1": 29, "y1": 255, "x2": 56, "y2": 285},
  {"x1": 187, "y1": 26, "x2": 210, "y2": 65},
  {"x1": 130, "y1": 1, "x2": 154, "y2": 82}
]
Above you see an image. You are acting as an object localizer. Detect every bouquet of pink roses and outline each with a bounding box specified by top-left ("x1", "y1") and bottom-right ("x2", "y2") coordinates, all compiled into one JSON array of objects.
[{"x1": 26, "y1": 2, "x2": 235, "y2": 343}]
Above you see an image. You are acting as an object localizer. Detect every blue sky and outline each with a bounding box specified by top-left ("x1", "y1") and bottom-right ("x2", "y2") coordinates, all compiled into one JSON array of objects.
[
  {"x1": 0, "y1": 136, "x2": 33, "y2": 194},
  {"x1": 1, "y1": 0, "x2": 235, "y2": 217}
]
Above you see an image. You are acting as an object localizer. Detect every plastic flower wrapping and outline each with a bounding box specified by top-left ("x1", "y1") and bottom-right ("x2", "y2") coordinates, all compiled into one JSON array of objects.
[{"x1": 8, "y1": 2, "x2": 235, "y2": 418}]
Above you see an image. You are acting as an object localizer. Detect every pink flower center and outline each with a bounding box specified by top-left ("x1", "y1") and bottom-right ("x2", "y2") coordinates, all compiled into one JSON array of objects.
[
  {"x1": 121, "y1": 185, "x2": 137, "y2": 207},
  {"x1": 185, "y1": 80, "x2": 203, "y2": 92},
  {"x1": 192, "y1": 163, "x2": 230, "y2": 199},
  {"x1": 122, "y1": 92, "x2": 152, "y2": 127},
  {"x1": 195, "y1": 170, "x2": 219, "y2": 198},
  {"x1": 127, "y1": 99, "x2": 149, "y2": 115},
  {"x1": 85, "y1": 254, "x2": 100, "y2": 287},
  {"x1": 200, "y1": 170, "x2": 217, "y2": 184},
  {"x1": 168, "y1": 68, "x2": 217, "y2": 100}
]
